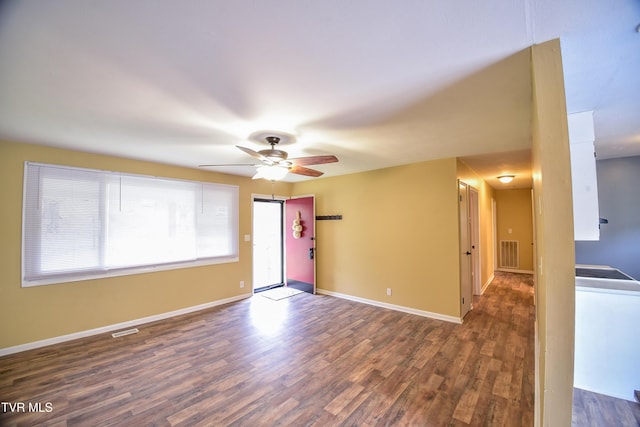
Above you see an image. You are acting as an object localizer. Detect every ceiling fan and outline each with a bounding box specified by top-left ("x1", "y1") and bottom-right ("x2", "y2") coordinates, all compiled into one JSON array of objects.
[{"x1": 199, "y1": 136, "x2": 338, "y2": 180}]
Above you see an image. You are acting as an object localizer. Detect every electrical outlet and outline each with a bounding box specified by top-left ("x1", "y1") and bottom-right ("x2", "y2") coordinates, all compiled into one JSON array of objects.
[
  {"x1": 240, "y1": 280, "x2": 245, "y2": 288},
  {"x1": 386, "y1": 288, "x2": 392, "y2": 296}
]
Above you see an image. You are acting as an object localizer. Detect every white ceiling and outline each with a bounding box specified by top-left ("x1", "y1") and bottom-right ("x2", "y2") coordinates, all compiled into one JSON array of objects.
[{"x1": 0, "y1": 1, "x2": 638, "y2": 187}]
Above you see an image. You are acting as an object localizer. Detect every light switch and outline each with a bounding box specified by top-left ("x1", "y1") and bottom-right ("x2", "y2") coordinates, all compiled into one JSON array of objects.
[{"x1": 244, "y1": 234, "x2": 251, "y2": 242}]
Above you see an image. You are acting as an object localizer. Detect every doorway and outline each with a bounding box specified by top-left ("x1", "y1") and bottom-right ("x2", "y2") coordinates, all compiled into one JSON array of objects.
[
  {"x1": 285, "y1": 196, "x2": 316, "y2": 294},
  {"x1": 252, "y1": 198, "x2": 284, "y2": 292},
  {"x1": 459, "y1": 181, "x2": 472, "y2": 318},
  {"x1": 469, "y1": 187, "x2": 481, "y2": 295}
]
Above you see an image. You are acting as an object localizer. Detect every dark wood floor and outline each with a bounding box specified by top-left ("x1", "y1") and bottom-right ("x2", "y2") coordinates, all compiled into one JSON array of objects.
[
  {"x1": 1, "y1": 272, "x2": 535, "y2": 426},
  {"x1": 572, "y1": 387, "x2": 640, "y2": 427}
]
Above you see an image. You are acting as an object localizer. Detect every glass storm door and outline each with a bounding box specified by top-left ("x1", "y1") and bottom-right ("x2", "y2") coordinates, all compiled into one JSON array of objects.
[{"x1": 252, "y1": 199, "x2": 284, "y2": 291}]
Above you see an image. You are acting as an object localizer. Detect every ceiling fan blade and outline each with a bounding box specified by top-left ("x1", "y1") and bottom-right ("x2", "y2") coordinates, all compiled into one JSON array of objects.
[
  {"x1": 237, "y1": 145, "x2": 268, "y2": 161},
  {"x1": 289, "y1": 155, "x2": 338, "y2": 166},
  {"x1": 289, "y1": 165, "x2": 324, "y2": 177},
  {"x1": 198, "y1": 163, "x2": 257, "y2": 167}
]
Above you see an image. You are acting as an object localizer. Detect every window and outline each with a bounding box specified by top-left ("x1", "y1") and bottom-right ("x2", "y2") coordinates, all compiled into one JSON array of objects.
[{"x1": 22, "y1": 162, "x2": 239, "y2": 287}]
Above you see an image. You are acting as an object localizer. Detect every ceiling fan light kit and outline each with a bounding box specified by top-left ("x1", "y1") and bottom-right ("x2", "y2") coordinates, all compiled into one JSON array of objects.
[
  {"x1": 253, "y1": 165, "x2": 289, "y2": 181},
  {"x1": 200, "y1": 133, "x2": 339, "y2": 181}
]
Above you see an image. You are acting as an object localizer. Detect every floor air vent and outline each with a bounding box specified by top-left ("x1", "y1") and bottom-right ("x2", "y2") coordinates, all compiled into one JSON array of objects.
[
  {"x1": 499, "y1": 240, "x2": 519, "y2": 269},
  {"x1": 112, "y1": 328, "x2": 139, "y2": 338}
]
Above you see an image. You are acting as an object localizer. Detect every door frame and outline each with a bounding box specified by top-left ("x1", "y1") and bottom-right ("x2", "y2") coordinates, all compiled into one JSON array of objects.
[
  {"x1": 459, "y1": 181, "x2": 472, "y2": 319},
  {"x1": 286, "y1": 194, "x2": 316, "y2": 294},
  {"x1": 251, "y1": 193, "x2": 287, "y2": 293},
  {"x1": 469, "y1": 186, "x2": 481, "y2": 295},
  {"x1": 492, "y1": 197, "x2": 498, "y2": 274}
]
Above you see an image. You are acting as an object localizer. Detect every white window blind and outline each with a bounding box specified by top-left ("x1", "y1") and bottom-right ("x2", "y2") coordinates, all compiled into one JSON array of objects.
[{"x1": 22, "y1": 162, "x2": 239, "y2": 286}]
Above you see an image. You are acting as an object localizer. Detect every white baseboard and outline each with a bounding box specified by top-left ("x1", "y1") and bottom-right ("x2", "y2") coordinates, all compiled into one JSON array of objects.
[
  {"x1": 316, "y1": 289, "x2": 462, "y2": 324},
  {"x1": 0, "y1": 293, "x2": 253, "y2": 357},
  {"x1": 481, "y1": 273, "x2": 495, "y2": 294},
  {"x1": 496, "y1": 268, "x2": 534, "y2": 275},
  {"x1": 534, "y1": 320, "x2": 540, "y2": 427}
]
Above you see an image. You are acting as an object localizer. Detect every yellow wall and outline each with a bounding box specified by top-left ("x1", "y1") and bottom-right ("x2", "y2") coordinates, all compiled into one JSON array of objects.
[
  {"x1": 292, "y1": 158, "x2": 463, "y2": 318},
  {"x1": 456, "y1": 159, "x2": 496, "y2": 291},
  {"x1": 1, "y1": 141, "x2": 473, "y2": 348},
  {"x1": 531, "y1": 40, "x2": 575, "y2": 426},
  {"x1": 0, "y1": 140, "x2": 292, "y2": 349},
  {"x1": 495, "y1": 189, "x2": 534, "y2": 272}
]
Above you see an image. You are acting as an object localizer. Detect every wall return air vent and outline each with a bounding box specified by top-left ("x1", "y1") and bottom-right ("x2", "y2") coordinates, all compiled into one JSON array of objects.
[
  {"x1": 499, "y1": 240, "x2": 519, "y2": 269},
  {"x1": 111, "y1": 328, "x2": 139, "y2": 338}
]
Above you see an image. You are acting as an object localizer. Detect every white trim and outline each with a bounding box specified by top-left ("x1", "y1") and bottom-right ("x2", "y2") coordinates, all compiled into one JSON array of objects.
[
  {"x1": 316, "y1": 289, "x2": 462, "y2": 324},
  {"x1": 290, "y1": 193, "x2": 316, "y2": 200},
  {"x1": 492, "y1": 198, "x2": 497, "y2": 272},
  {"x1": 482, "y1": 273, "x2": 495, "y2": 294},
  {"x1": 496, "y1": 268, "x2": 534, "y2": 275},
  {"x1": 469, "y1": 186, "x2": 481, "y2": 295},
  {"x1": 458, "y1": 180, "x2": 472, "y2": 318},
  {"x1": 287, "y1": 194, "x2": 317, "y2": 294},
  {"x1": 534, "y1": 319, "x2": 540, "y2": 427},
  {"x1": 251, "y1": 194, "x2": 287, "y2": 292},
  {"x1": 23, "y1": 256, "x2": 240, "y2": 288},
  {"x1": 251, "y1": 193, "x2": 288, "y2": 202},
  {"x1": 0, "y1": 293, "x2": 252, "y2": 357}
]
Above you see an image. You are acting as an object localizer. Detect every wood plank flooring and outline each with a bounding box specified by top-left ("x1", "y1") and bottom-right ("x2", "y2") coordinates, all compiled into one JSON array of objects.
[
  {"x1": 572, "y1": 388, "x2": 640, "y2": 427},
  {"x1": 1, "y1": 272, "x2": 535, "y2": 426}
]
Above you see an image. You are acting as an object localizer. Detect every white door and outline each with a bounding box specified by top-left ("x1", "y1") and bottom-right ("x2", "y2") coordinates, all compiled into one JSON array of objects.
[
  {"x1": 469, "y1": 187, "x2": 481, "y2": 295},
  {"x1": 459, "y1": 181, "x2": 472, "y2": 318}
]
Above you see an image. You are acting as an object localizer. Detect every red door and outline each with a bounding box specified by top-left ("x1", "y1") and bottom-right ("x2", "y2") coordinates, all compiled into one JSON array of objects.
[{"x1": 285, "y1": 196, "x2": 315, "y2": 294}]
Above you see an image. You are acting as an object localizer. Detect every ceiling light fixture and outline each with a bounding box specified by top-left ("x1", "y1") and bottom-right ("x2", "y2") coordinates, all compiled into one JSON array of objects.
[{"x1": 497, "y1": 175, "x2": 515, "y2": 183}]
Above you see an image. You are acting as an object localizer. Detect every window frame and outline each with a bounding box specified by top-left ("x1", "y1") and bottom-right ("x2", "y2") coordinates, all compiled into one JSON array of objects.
[{"x1": 22, "y1": 162, "x2": 239, "y2": 287}]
